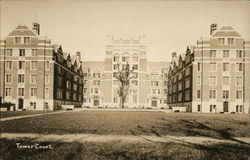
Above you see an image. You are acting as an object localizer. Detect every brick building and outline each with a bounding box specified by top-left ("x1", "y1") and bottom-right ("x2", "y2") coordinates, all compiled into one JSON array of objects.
[
  {"x1": 0, "y1": 24, "x2": 84, "y2": 110},
  {"x1": 82, "y1": 37, "x2": 169, "y2": 108},
  {"x1": 167, "y1": 24, "x2": 250, "y2": 114}
]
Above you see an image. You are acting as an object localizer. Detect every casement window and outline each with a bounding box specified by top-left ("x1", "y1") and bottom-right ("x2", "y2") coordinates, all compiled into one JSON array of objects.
[
  {"x1": 223, "y1": 90, "x2": 229, "y2": 99},
  {"x1": 218, "y1": 38, "x2": 225, "y2": 44},
  {"x1": 15, "y1": 37, "x2": 21, "y2": 44},
  {"x1": 151, "y1": 81, "x2": 159, "y2": 86},
  {"x1": 45, "y1": 61, "x2": 50, "y2": 70},
  {"x1": 133, "y1": 54, "x2": 138, "y2": 62},
  {"x1": 31, "y1": 88, "x2": 37, "y2": 97},
  {"x1": 133, "y1": 64, "x2": 138, "y2": 70},
  {"x1": 197, "y1": 62, "x2": 201, "y2": 71},
  {"x1": 209, "y1": 76, "x2": 217, "y2": 85},
  {"x1": 185, "y1": 90, "x2": 191, "y2": 101},
  {"x1": 223, "y1": 50, "x2": 229, "y2": 58},
  {"x1": 210, "y1": 50, "x2": 216, "y2": 58},
  {"x1": 210, "y1": 62, "x2": 216, "y2": 71},
  {"x1": 223, "y1": 63, "x2": 229, "y2": 71},
  {"x1": 228, "y1": 38, "x2": 234, "y2": 45},
  {"x1": 197, "y1": 76, "x2": 201, "y2": 85},
  {"x1": 18, "y1": 74, "x2": 25, "y2": 83},
  {"x1": 31, "y1": 61, "x2": 38, "y2": 70},
  {"x1": 45, "y1": 88, "x2": 49, "y2": 98},
  {"x1": 209, "y1": 90, "x2": 216, "y2": 99},
  {"x1": 236, "y1": 63, "x2": 243, "y2": 71},
  {"x1": 93, "y1": 80, "x2": 100, "y2": 85},
  {"x1": 18, "y1": 61, "x2": 25, "y2": 69},
  {"x1": 5, "y1": 74, "x2": 12, "y2": 83},
  {"x1": 5, "y1": 88, "x2": 12, "y2": 96},
  {"x1": 197, "y1": 90, "x2": 201, "y2": 99},
  {"x1": 6, "y1": 49, "x2": 13, "y2": 56},
  {"x1": 113, "y1": 55, "x2": 119, "y2": 62},
  {"x1": 236, "y1": 77, "x2": 243, "y2": 86},
  {"x1": 19, "y1": 49, "x2": 25, "y2": 56},
  {"x1": 5, "y1": 61, "x2": 12, "y2": 69},
  {"x1": 18, "y1": 88, "x2": 24, "y2": 97},
  {"x1": 236, "y1": 50, "x2": 243, "y2": 58},
  {"x1": 223, "y1": 76, "x2": 229, "y2": 85},
  {"x1": 31, "y1": 75, "x2": 37, "y2": 83},
  {"x1": 236, "y1": 91, "x2": 243, "y2": 99},
  {"x1": 24, "y1": 37, "x2": 30, "y2": 44},
  {"x1": 32, "y1": 49, "x2": 38, "y2": 56}
]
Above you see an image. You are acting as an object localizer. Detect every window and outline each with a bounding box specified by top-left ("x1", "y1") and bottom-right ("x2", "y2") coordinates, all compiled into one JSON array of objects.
[
  {"x1": 113, "y1": 64, "x2": 118, "y2": 70},
  {"x1": 210, "y1": 50, "x2": 216, "y2": 58},
  {"x1": 209, "y1": 90, "x2": 216, "y2": 99},
  {"x1": 185, "y1": 67, "x2": 191, "y2": 76},
  {"x1": 5, "y1": 61, "x2": 12, "y2": 69},
  {"x1": 113, "y1": 55, "x2": 119, "y2": 62},
  {"x1": 218, "y1": 38, "x2": 225, "y2": 44},
  {"x1": 197, "y1": 62, "x2": 201, "y2": 71},
  {"x1": 15, "y1": 37, "x2": 21, "y2": 43},
  {"x1": 32, "y1": 49, "x2": 38, "y2": 56},
  {"x1": 185, "y1": 90, "x2": 191, "y2": 101},
  {"x1": 45, "y1": 88, "x2": 49, "y2": 98},
  {"x1": 66, "y1": 81, "x2": 71, "y2": 89},
  {"x1": 197, "y1": 105, "x2": 201, "y2": 112},
  {"x1": 18, "y1": 74, "x2": 24, "y2": 83},
  {"x1": 236, "y1": 50, "x2": 243, "y2": 58},
  {"x1": 158, "y1": 89, "x2": 161, "y2": 94},
  {"x1": 24, "y1": 37, "x2": 30, "y2": 44},
  {"x1": 178, "y1": 93, "x2": 182, "y2": 102},
  {"x1": 236, "y1": 91, "x2": 242, "y2": 99},
  {"x1": 93, "y1": 73, "x2": 101, "y2": 78},
  {"x1": 31, "y1": 61, "x2": 37, "y2": 70},
  {"x1": 31, "y1": 75, "x2": 37, "y2": 83},
  {"x1": 223, "y1": 76, "x2": 229, "y2": 85},
  {"x1": 56, "y1": 89, "x2": 63, "y2": 99},
  {"x1": 164, "y1": 89, "x2": 167, "y2": 94},
  {"x1": 228, "y1": 38, "x2": 234, "y2": 45},
  {"x1": 210, "y1": 62, "x2": 216, "y2": 71},
  {"x1": 223, "y1": 63, "x2": 229, "y2": 71},
  {"x1": 236, "y1": 105, "x2": 243, "y2": 113},
  {"x1": 6, "y1": 49, "x2": 13, "y2": 56},
  {"x1": 133, "y1": 64, "x2": 138, "y2": 70},
  {"x1": 18, "y1": 88, "x2": 24, "y2": 97},
  {"x1": 5, "y1": 74, "x2": 12, "y2": 83},
  {"x1": 19, "y1": 49, "x2": 25, "y2": 56},
  {"x1": 133, "y1": 54, "x2": 138, "y2": 62},
  {"x1": 5, "y1": 88, "x2": 12, "y2": 96},
  {"x1": 236, "y1": 77, "x2": 243, "y2": 86},
  {"x1": 94, "y1": 88, "x2": 99, "y2": 94},
  {"x1": 122, "y1": 56, "x2": 129, "y2": 62},
  {"x1": 83, "y1": 88, "x2": 87, "y2": 93},
  {"x1": 133, "y1": 72, "x2": 138, "y2": 79},
  {"x1": 223, "y1": 50, "x2": 229, "y2": 58},
  {"x1": 185, "y1": 78, "x2": 190, "y2": 88},
  {"x1": 197, "y1": 90, "x2": 201, "y2": 99},
  {"x1": 93, "y1": 80, "x2": 100, "y2": 85},
  {"x1": 210, "y1": 76, "x2": 216, "y2": 85},
  {"x1": 236, "y1": 63, "x2": 243, "y2": 71},
  {"x1": 178, "y1": 82, "x2": 182, "y2": 91},
  {"x1": 18, "y1": 61, "x2": 25, "y2": 69},
  {"x1": 30, "y1": 88, "x2": 37, "y2": 97},
  {"x1": 163, "y1": 81, "x2": 168, "y2": 86},
  {"x1": 45, "y1": 75, "x2": 49, "y2": 84},
  {"x1": 45, "y1": 61, "x2": 50, "y2": 70},
  {"x1": 223, "y1": 90, "x2": 229, "y2": 99},
  {"x1": 151, "y1": 81, "x2": 159, "y2": 86},
  {"x1": 197, "y1": 76, "x2": 201, "y2": 85}
]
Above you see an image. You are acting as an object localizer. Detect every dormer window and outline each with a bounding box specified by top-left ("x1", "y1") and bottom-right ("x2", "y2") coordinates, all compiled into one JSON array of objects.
[
  {"x1": 218, "y1": 38, "x2": 225, "y2": 45},
  {"x1": 15, "y1": 37, "x2": 21, "y2": 44},
  {"x1": 228, "y1": 38, "x2": 234, "y2": 45},
  {"x1": 24, "y1": 37, "x2": 30, "y2": 44}
]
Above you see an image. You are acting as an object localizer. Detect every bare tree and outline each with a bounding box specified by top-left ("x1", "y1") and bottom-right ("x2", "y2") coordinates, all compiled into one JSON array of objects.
[{"x1": 114, "y1": 62, "x2": 135, "y2": 108}]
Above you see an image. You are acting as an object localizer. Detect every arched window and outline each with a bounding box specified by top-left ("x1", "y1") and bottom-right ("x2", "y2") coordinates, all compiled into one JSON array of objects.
[
  {"x1": 133, "y1": 54, "x2": 138, "y2": 62},
  {"x1": 113, "y1": 54, "x2": 119, "y2": 62},
  {"x1": 122, "y1": 53, "x2": 129, "y2": 62}
]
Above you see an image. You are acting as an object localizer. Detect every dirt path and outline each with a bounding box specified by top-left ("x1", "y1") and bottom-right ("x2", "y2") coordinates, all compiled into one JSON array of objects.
[
  {"x1": 0, "y1": 111, "x2": 67, "y2": 122},
  {"x1": 1, "y1": 133, "x2": 249, "y2": 145}
]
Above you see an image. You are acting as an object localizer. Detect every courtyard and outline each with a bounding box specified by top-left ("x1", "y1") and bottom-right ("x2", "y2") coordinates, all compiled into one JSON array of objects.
[{"x1": 0, "y1": 110, "x2": 249, "y2": 159}]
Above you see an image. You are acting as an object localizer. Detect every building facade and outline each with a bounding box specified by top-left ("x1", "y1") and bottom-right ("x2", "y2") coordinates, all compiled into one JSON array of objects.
[
  {"x1": 0, "y1": 24, "x2": 84, "y2": 110},
  {"x1": 83, "y1": 37, "x2": 169, "y2": 109},
  {"x1": 167, "y1": 24, "x2": 250, "y2": 114}
]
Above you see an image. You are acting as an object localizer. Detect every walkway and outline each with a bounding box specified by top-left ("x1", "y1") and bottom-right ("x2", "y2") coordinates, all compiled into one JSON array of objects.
[{"x1": 1, "y1": 133, "x2": 249, "y2": 145}]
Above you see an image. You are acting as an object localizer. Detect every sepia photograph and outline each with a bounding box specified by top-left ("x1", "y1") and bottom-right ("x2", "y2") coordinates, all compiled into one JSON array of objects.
[{"x1": 0, "y1": 0, "x2": 249, "y2": 159}]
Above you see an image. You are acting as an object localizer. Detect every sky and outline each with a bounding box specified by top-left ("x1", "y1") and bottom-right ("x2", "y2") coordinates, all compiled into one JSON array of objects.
[{"x1": 0, "y1": 0, "x2": 249, "y2": 62}]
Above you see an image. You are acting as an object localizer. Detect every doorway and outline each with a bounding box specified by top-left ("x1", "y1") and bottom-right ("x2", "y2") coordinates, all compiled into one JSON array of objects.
[
  {"x1": 94, "y1": 99, "x2": 99, "y2": 106},
  {"x1": 151, "y1": 100, "x2": 157, "y2": 107},
  {"x1": 18, "y1": 98, "x2": 23, "y2": 109},
  {"x1": 223, "y1": 102, "x2": 228, "y2": 112}
]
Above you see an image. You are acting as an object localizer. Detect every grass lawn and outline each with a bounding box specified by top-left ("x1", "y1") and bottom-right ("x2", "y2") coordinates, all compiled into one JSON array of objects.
[
  {"x1": 0, "y1": 138, "x2": 249, "y2": 160},
  {"x1": 1, "y1": 111, "x2": 249, "y2": 139},
  {"x1": 0, "y1": 111, "x2": 51, "y2": 118}
]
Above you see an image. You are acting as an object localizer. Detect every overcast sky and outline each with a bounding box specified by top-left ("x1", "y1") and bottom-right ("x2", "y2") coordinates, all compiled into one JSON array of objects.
[{"x1": 0, "y1": 0, "x2": 249, "y2": 61}]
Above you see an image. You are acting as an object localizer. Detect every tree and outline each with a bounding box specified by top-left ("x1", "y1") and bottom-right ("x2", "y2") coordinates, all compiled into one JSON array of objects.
[{"x1": 114, "y1": 62, "x2": 135, "y2": 108}]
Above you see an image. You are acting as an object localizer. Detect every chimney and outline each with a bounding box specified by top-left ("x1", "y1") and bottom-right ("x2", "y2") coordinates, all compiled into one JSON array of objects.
[
  {"x1": 210, "y1": 23, "x2": 217, "y2": 35},
  {"x1": 172, "y1": 52, "x2": 177, "y2": 62},
  {"x1": 33, "y1": 23, "x2": 40, "y2": 35},
  {"x1": 76, "y1": 51, "x2": 81, "y2": 62}
]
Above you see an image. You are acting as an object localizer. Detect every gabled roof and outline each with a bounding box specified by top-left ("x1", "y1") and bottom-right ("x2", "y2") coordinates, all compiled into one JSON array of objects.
[
  {"x1": 212, "y1": 26, "x2": 241, "y2": 37},
  {"x1": 8, "y1": 25, "x2": 37, "y2": 36}
]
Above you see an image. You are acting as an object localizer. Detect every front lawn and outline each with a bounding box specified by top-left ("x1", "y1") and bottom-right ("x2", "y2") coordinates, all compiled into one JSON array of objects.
[
  {"x1": 1, "y1": 111, "x2": 249, "y2": 139},
  {"x1": 0, "y1": 111, "x2": 51, "y2": 119}
]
